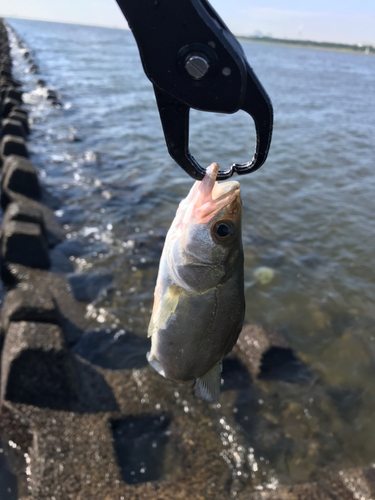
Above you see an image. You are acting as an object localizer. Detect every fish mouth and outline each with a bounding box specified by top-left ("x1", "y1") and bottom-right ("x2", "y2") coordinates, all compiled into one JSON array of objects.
[
  {"x1": 195, "y1": 164, "x2": 241, "y2": 224},
  {"x1": 177, "y1": 163, "x2": 241, "y2": 228}
]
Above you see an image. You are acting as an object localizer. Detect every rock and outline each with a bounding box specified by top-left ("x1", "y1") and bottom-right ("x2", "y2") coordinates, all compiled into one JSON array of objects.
[
  {"x1": 1, "y1": 97, "x2": 20, "y2": 118},
  {"x1": 1, "y1": 220, "x2": 50, "y2": 282},
  {"x1": 3, "y1": 88, "x2": 22, "y2": 104},
  {"x1": 1, "y1": 321, "x2": 79, "y2": 409},
  {"x1": 8, "y1": 110, "x2": 29, "y2": 135},
  {"x1": 37, "y1": 78, "x2": 46, "y2": 87},
  {"x1": 253, "y1": 266, "x2": 276, "y2": 285},
  {"x1": 68, "y1": 272, "x2": 113, "y2": 302},
  {"x1": 0, "y1": 118, "x2": 26, "y2": 140},
  {"x1": 0, "y1": 135, "x2": 28, "y2": 166},
  {"x1": 46, "y1": 89, "x2": 58, "y2": 100},
  {"x1": 51, "y1": 100, "x2": 62, "y2": 108},
  {"x1": 1, "y1": 155, "x2": 41, "y2": 208},
  {"x1": 0, "y1": 283, "x2": 58, "y2": 347}
]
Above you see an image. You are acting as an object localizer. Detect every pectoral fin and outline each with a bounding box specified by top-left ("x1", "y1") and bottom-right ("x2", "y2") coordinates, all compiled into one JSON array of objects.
[
  {"x1": 148, "y1": 284, "x2": 181, "y2": 338},
  {"x1": 194, "y1": 362, "x2": 222, "y2": 402}
]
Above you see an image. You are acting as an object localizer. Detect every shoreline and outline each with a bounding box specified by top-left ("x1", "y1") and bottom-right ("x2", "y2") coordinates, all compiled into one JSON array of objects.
[{"x1": 238, "y1": 36, "x2": 375, "y2": 56}]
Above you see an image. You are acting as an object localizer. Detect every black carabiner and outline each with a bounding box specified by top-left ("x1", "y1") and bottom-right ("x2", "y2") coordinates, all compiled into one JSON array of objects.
[{"x1": 116, "y1": 0, "x2": 273, "y2": 180}]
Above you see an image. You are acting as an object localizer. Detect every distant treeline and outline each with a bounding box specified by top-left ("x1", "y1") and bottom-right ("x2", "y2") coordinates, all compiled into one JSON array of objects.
[{"x1": 240, "y1": 36, "x2": 375, "y2": 55}]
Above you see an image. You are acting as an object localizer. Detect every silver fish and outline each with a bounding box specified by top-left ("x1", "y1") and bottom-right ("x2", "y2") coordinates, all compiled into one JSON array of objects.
[{"x1": 147, "y1": 163, "x2": 245, "y2": 401}]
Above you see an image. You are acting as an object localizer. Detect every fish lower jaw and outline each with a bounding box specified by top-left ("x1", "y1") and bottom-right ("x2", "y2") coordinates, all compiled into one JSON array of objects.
[{"x1": 147, "y1": 351, "x2": 166, "y2": 378}]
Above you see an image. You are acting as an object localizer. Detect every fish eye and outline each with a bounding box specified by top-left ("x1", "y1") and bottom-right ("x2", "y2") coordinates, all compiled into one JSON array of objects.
[{"x1": 212, "y1": 220, "x2": 236, "y2": 243}]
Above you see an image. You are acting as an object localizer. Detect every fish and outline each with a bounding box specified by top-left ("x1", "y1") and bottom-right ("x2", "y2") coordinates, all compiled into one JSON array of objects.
[{"x1": 147, "y1": 163, "x2": 245, "y2": 402}]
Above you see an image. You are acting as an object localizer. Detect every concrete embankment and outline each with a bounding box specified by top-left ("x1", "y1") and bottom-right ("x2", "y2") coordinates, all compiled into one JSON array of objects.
[{"x1": 1, "y1": 18, "x2": 375, "y2": 500}]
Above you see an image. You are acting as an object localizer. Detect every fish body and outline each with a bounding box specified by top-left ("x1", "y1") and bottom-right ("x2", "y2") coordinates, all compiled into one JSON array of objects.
[{"x1": 147, "y1": 163, "x2": 245, "y2": 401}]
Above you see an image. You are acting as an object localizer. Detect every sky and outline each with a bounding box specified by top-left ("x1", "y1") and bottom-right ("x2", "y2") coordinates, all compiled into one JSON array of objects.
[{"x1": 1, "y1": 0, "x2": 375, "y2": 45}]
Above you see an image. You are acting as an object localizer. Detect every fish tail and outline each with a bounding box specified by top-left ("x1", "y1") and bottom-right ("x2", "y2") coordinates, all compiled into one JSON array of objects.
[{"x1": 194, "y1": 362, "x2": 222, "y2": 402}]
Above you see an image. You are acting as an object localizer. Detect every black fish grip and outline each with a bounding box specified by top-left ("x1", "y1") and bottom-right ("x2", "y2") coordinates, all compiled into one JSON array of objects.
[{"x1": 115, "y1": 0, "x2": 273, "y2": 180}]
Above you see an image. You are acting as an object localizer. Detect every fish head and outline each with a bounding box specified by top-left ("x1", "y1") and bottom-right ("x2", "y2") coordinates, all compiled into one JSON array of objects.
[{"x1": 168, "y1": 163, "x2": 243, "y2": 293}]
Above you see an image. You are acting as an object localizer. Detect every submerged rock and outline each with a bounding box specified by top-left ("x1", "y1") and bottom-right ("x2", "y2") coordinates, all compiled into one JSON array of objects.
[{"x1": 253, "y1": 266, "x2": 276, "y2": 285}]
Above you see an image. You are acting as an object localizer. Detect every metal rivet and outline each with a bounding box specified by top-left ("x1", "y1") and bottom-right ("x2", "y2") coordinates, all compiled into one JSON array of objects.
[
  {"x1": 222, "y1": 67, "x2": 231, "y2": 76},
  {"x1": 185, "y1": 55, "x2": 209, "y2": 80}
]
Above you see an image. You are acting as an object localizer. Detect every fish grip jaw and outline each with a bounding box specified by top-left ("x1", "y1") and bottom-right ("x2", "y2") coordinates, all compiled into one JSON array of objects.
[{"x1": 154, "y1": 76, "x2": 273, "y2": 181}]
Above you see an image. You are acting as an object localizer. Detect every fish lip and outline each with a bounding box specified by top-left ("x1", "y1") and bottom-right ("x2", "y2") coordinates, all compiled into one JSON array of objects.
[
  {"x1": 213, "y1": 180, "x2": 240, "y2": 199},
  {"x1": 196, "y1": 185, "x2": 241, "y2": 223}
]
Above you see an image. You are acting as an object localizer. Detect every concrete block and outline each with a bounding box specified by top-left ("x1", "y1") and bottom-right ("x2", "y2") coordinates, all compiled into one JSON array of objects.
[
  {"x1": 0, "y1": 192, "x2": 65, "y2": 247},
  {"x1": 3, "y1": 88, "x2": 23, "y2": 103},
  {"x1": 0, "y1": 57, "x2": 12, "y2": 67},
  {"x1": 1, "y1": 156, "x2": 40, "y2": 208},
  {"x1": 0, "y1": 284, "x2": 58, "y2": 346},
  {"x1": 9, "y1": 106, "x2": 27, "y2": 117},
  {"x1": 0, "y1": 68, "x2": 11, "y2": 78},
  {"x1": 1, "y1": 97, "x2": 19, "y2": 118},
  {"x1": 27, "y1": 413, "x2": 122, "y2": 499},
  {"x1": 8, "y1": 110, "x2": 29, "y2": 134},
  {"x1": 0, "y1": 402, "x2": 33, "y2": 454},
  {"x1": 0, "y1": 76, "x2": 22, "y2": 88},
  {"x1": 0, "y1": 118, "x2": 26, "y2": 139},
  {"x1": 1, "y1": 321, "x2": 79, "y2": 408},
  {"x1": 235, "y1": 324, "x2": 311, "y2": 382},
  {"x1": 0, "y1": 83, "x2": 12, "y2": 100},
  {"x1": 1, "y1": 265, "x2": 88, "y2": 345},
  {"x1": 1, "y1": 221, "x2": 50, "y2": 281},
  {"x1": 0, "y1": 62, "x2": 11, "y2": 73},
  {"x1": 2, "y1": 200, "x2": 45, "y2": 228},
  {"x1": 0, "y1": 135, "x2": 28, "y2": 165}
]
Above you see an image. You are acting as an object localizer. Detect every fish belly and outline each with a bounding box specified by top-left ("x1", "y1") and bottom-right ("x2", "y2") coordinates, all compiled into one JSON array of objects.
[{"x1": 149, "y1": 275, "x2": 244, "y2": 382}]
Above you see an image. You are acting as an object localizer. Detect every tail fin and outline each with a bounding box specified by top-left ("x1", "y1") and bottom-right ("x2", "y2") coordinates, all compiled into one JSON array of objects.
[{"x1": 194, "y1": 362, "x2": 222, "y2": 402}]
